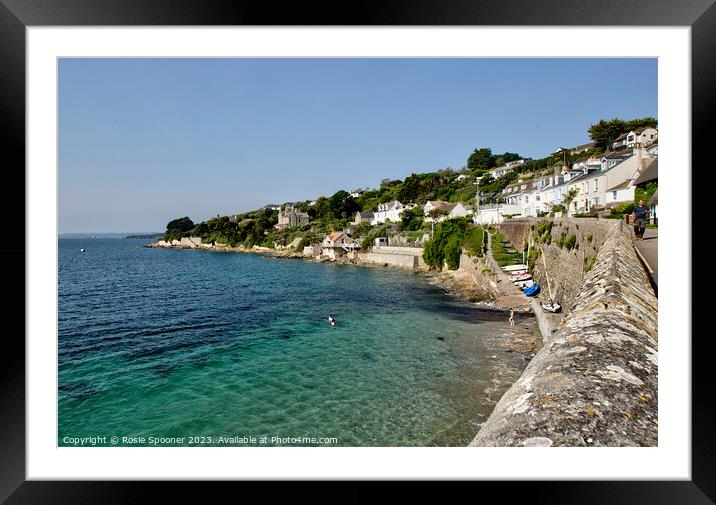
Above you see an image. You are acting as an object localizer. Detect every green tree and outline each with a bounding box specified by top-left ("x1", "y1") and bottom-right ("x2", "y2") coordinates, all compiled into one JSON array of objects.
[
  {"x1": 625, "y1": 117, "x2": 658, "y2": 131},
  {"x1": 397, "y1": 173, "x2": 422, "y2": 203},
  {"x1": 400, "y1": 206, "x2": 424, "y2": 231},
  {"x1": 444, "y1": 235, "x2": 463, "y2": 269},
  {"x1": 467, "y1": 148, "x2": 494, "y2": 171},
  {"x1": 166, "y1": 216, "x2": 194, "y2": 233},
  {"x1": 422, "y1": 218, "x2": 469, "y2": 270},
  {"x1": 478, "y1": 174, "x2": 495, "y2": 189},
  {"x1": 588, "y1": 118, "x2": 627, "y2": 151},
  {"x1": 500, "y1": 152, "x2": 522, "y2": 163},
  {"x1": 635, "y1": 182, "x2": 657, "y2": 205}
]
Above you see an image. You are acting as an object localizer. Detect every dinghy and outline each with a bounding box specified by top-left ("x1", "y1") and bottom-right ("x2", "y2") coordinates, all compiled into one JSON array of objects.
[
  {"x1": 523, "y1": 284, "x2": 540, "y2": 297},
  {"x1": 541, "y1": 302, "x2": 562, "y2": 313},
  {"x1": 502, "y1": 264, "x2": 528, "y2": 272},
  {"x1": 510, "y1": 273, "x2": 532, "y2": 282}
]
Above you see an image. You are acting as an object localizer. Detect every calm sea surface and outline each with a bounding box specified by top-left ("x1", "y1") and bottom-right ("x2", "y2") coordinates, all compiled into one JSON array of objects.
[{"x1": 58, "y1": 238, "x2": 529, "y2": 446}]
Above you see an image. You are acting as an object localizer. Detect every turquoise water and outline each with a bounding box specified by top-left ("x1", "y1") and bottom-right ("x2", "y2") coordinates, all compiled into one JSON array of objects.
[{"x1": 58, "y1": 238, "x2": 528, "y2": 446}]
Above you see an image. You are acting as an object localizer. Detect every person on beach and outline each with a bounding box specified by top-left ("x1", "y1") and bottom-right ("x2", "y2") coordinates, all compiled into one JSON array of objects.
[
  {"x1": 632, "y1": 199, "x2": 650, "y2": 241},
  {"x1": 509, "y1": 309, "x2": 515, "y2": 327}
]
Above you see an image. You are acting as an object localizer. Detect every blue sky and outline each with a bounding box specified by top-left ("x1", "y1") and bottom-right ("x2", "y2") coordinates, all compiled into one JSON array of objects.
[{"x1": 59, "y1": 58, "x2": 657, "y2": 233}]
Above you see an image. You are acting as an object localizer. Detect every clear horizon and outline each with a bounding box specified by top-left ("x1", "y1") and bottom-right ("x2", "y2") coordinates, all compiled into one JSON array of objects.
[{"x1": 59, "y1": 58, "x2": 657, "y2": 233}]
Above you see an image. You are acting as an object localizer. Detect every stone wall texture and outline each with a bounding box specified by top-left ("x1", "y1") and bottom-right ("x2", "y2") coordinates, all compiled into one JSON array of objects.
[
  {"x1": 470, "y1": 219, "x2": 658, "y2": 447},
  {"x1": 357, "y1": 246, "x2": 428, "y2": 270},
  {"x1": 457, "y1": 252, "x2": 501, "y2": 300}
]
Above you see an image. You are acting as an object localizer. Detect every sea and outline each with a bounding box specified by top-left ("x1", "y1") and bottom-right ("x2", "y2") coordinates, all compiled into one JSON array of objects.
[{"x1": 58, "y1": 238, "x2": 532, "y2": 447}]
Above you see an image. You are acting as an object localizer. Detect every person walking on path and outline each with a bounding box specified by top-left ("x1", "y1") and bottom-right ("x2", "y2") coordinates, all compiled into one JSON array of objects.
[
  {"x1": 509, "y1": 309, "x2": 515, "y2": 327},
  {"x1": 632, "y1": 199, "x2": 650, "y2": 240}
]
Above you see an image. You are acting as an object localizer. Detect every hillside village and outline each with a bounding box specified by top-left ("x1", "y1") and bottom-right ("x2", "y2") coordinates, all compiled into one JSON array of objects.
[{"x1": 159, "y1": 117, "x2": 658, "y2": 266}]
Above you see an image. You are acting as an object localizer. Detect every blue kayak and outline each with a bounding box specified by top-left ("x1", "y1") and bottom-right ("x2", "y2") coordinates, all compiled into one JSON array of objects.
[{"x1": 523, "y1": 284, "x2": 541, "y2": 297}]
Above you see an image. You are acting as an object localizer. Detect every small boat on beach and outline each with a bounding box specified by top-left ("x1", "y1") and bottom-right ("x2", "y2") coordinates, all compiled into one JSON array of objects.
[
  {"x1": 510, "y1": 273, "x2": 532, "y2": 282},
  {"x1": 541, "y1": 302, "x2": 562, "y2": 313},
  {"x1": 523, "y1": 284, "x2": 540, "y2": 297},
  {"x1": 502, "y1": 264, "x2": 528, "y2": 272}
]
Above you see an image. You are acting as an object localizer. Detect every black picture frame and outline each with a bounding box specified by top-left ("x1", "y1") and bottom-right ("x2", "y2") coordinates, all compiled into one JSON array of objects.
[{"x1": 2, "y1": 0, "x2": 711, "y2": 502}]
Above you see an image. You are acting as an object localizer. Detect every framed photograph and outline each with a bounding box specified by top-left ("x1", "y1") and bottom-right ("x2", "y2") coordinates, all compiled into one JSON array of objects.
[{"x1": 4, "y1": 0, "x2": 712, "y2": 502}]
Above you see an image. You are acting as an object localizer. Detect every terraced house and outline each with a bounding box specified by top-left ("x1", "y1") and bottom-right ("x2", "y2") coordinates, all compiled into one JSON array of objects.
[{"x1": 567, "y1": 147, "x2": 656, "y2": 215}]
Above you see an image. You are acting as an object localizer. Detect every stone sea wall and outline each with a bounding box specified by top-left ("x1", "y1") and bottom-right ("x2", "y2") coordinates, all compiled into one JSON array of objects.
[
  {"x1": 456, "y1": 252, "x2": 502, "y2": 300},
  {"x1": 470, "y1": 220, "x2": 658, "y2": 447},
  {"x1": 356, "y1": 246, "x2": 428, "y2": 271}
]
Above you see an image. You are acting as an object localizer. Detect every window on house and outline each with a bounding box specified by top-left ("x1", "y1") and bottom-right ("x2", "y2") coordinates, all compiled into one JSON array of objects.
[{"x1": 612, "y1": 191, "x2": 618, "y2": 199}]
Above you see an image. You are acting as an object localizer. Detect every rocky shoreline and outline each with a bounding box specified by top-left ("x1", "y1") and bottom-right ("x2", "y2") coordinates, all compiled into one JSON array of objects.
[{"x1": 145, "y1": 240, "x2": 534, "y2": 314}]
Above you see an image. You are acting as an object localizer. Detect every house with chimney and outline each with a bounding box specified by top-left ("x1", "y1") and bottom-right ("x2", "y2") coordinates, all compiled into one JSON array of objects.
[{"x1": 371, "y1": 200, "x2": 408, "y2": 225}]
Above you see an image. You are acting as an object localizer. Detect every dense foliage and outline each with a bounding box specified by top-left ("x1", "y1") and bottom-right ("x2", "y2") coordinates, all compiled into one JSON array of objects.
[
  {"x1": 400, "y1": 206, "x2": 424, "y2": 231},
  {"x1": 422, "y1": 218, "x2": 472, "y2": 270},
  {"x1": 164, "y1": 217, "x2": 195, "y2": 241},
  {"x1": 634, "y1": 182, "x2": 657, "y2": 206},
  {"x1": 463, "y1": 227, "x2": 485, "y2": 257},
  {"x1": 467, "y1": 147, "x2": 521, "y2": 171}
]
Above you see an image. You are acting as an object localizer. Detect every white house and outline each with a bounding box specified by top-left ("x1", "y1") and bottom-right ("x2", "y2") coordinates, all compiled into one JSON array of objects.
[
  {"x1": 612, "y1": 127, "x2": 658, "y2": 151},
  {"x1": 604, "y1": 180, "x2": 634, "y2": 207},
  {"x1": 572, "y1": 157, "x2": 602, "y2": 171},
  {"x1": 424, "y1": 202, "x2": 470, "y2": 222},
  {"x1": 568, "y1": 148, "x2": 655, "y2": 215},
  {"x1": 502, "y1": 181, "x2": 534, "y2": 216},
  {"x1": 488, "y1": 165, "x2": 514, "y2": 178},
  {"x1": 448, "y1": 202, "x2": 471, "y2": 219},
  {"x1": 505, "y1": 158, "x2": 531, "y2": 167},
  {"x1": 601, "y1": 152, "x2": 632, "y2": 171},
  {"x1": 474, "y1": 204, "x2": 522, "y2": 225},
  {"x1": 371, "y1": 200, "x2": 407, "y2": 225},
  {"x1": 423, "y1": 200, "x2": 448, "y2": 216}
]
